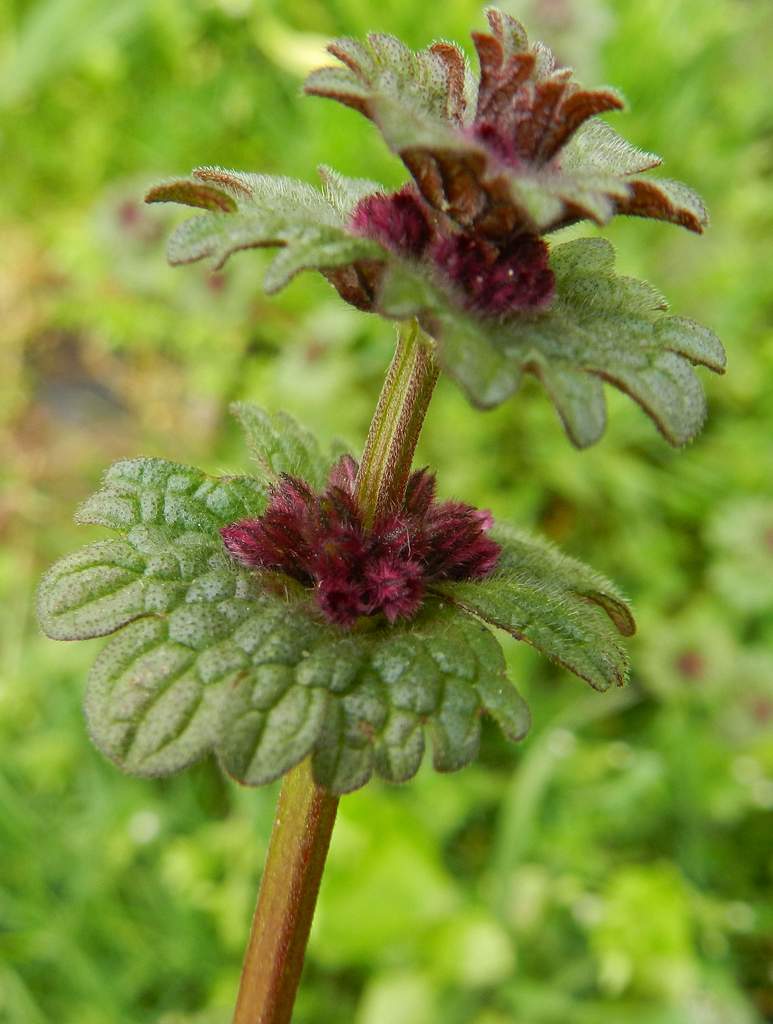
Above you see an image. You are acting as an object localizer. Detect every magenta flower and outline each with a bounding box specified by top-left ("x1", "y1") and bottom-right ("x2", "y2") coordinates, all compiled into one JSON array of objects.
[
  {"x1": 220, "y1": 456, "x2": 500, "y2": 627},
  {"x1": 350, "y1": 185, "x2": 432, "y2": 258},
  {"x1": 350, "y1": 184, "x2": 554, "y2": 316},
  {"x1": 431, "y1": 231, "x2": 554, "y2": 315}
]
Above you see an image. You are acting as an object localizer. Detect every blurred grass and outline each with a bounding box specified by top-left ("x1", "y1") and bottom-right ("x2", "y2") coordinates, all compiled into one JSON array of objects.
[{"x1": 1, "y1": 1, "x2": 772, "y2": 1022}]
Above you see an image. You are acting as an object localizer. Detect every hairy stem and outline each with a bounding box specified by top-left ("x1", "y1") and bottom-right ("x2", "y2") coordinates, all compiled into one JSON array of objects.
[
  {"x1": 355, "y1": 319, "x2": 439, "y2": 523},
  {"x1": 233, "y1": 319, "x2": 439, "y2": 1024}
]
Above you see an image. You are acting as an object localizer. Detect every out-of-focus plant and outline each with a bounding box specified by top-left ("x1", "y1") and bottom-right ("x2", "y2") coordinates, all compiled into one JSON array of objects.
[{"x1": 36, "y1": 9, "x2": 724, "y2": 1022}]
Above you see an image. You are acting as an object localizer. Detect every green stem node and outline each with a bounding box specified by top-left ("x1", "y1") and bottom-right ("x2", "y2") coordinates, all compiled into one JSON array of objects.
[{"x1": 355, "y1": 319, "x2": 439, "y2": 523}]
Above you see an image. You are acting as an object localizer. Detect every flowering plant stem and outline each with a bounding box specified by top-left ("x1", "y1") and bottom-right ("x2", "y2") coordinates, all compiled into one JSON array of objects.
[
  {"x1": 232, "y1": 758, "x2": 338, "y2": 1024},
  {"x1": 232, "y1": 319, "x2": 439, "y2": 1024},
  {"x1": 355, "y1": 318, "x2": 440, "y2": 523}
]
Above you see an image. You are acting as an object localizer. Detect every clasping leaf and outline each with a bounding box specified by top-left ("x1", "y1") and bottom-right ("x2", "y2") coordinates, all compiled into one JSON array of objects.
[
  {"x1": 400, "y1": 237, "x2": 726, "y2": 448},
  {"x1": 38, "y1": 407, "x2": 637, "y2": 793}
]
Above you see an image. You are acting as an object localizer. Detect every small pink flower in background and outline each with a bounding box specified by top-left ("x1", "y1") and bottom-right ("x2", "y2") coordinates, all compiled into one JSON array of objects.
[{"x1": 221, "y1": 456, "x2": 500, "y2": 626}]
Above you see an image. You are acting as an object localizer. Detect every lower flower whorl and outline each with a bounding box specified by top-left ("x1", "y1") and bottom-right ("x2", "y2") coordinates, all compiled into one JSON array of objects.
[{"x1": 221, "y1": 457, "x2": 500, "y2": 627}]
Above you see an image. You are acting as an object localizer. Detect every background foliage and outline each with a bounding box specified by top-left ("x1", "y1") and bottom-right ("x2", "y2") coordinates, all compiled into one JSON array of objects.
[{"x1": 1, "y1": 0, "x2": 772, "y2": 1021}]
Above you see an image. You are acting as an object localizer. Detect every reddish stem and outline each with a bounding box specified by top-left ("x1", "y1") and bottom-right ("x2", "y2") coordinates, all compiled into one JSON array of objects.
[{"x1": 232, "y1": 759, "x2": 338, "y2": 1024}]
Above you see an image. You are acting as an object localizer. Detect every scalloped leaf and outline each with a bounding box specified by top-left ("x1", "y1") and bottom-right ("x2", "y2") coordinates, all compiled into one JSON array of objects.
[
  {"x1": 36, "y1": 459, "x2": 271, "y2": 774},
  {"x1": 305, "y1": 11, "x2": 707, "y2": 236},
  {"x1": 435, "y1": 523, "x2": 634, "y2": 691},
  {"x1": 559, "y1": 118, "x2": 661, "y2": 176},
  {"x1": 145, "y1": 165, "x2": 386, "y2": 290},
  {"x1": 37, "y1": 437, "x2": 537, "y2": 791},
  {"x1": 383, "y1": 237, "x2": 725, "y2": 447},
  {"x1": 306, "y1": 33, "x2": 475, "y2": 135},
  {"x1": 39, "y1": 461, "x2": 267, "y2": 641},
  {"x1": 219, "y1": 600, "x2": 529, "y2": 794},
  {"x1": 493, "y1": 523, "x2": 635, "y2": 636},
  {"x1": 83, "y1": 588, "x2": 304, "y2": 776}
]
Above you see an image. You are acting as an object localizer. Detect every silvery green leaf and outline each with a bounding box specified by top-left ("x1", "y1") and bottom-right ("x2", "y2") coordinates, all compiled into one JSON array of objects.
[
  {"x1": 436, "y1": 523, "x2": 634, "y2": 691},
  {"x1": 231, "y1": 402, "x2": 330, "y2": 490},
  {"x1": 145, "y1": 166, "x2": 385, "y2": 291},
  {"x1": 38, "y1": 459, "x2": 267, "y2": 641},
  {"x1": 305, "y1": 16, "x2": 707, "y2": 235},
  {"x1": 37, "y1": 457, "x2": 270, "y2": 774},
  {"x1": 391, "y1": 237, "x2": 725, "y2": 448},
  {"x1": 220, "y1": 600, "x2": 529, "y2": 794}
]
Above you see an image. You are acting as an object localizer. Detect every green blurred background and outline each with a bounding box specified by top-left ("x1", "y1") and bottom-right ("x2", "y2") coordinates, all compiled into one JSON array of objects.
[{"x1": 1, "y1": 0, "x2": 772, "y2": 1021}]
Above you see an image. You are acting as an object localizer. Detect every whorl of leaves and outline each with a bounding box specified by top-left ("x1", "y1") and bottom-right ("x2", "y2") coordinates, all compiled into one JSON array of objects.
[
  {"x1": 380, "y1": 237, "x2": 726, "y2": 447},
  {"x1": 145, "y1": 10, "x2": 724, "y2": 450},
  {"x1": 146, "y1": 165, "x2": 385, "y2": 295},
  {"x1": 38, "y1": 407, "x2": 635, "y2": 793},
  {"x1": 305, "y1": 8, "x2": 708, "y2": 236}
]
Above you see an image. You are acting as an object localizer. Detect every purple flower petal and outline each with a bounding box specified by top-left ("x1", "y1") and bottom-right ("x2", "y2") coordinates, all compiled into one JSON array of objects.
[{"x1": 221, "y1": 462, "x2": 500, "y2": 627}]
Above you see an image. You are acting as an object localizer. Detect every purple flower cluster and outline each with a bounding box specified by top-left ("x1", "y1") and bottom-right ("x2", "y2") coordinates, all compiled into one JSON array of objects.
[
  {"x1": 350, "y1": 186, "x2": 554, "y2": 316},
  {"x1": 432, "y1": 232, "x2": 554, "y2": 314},
  {"x1": 308, "y1": 9, "x2": 708, "y2": 321},
  {"x1": 350, "y1": 186, "x2": 431, "y2": 259},
  {"x1": 221, "y1": 455, "x2": 500, "y2": 627}
]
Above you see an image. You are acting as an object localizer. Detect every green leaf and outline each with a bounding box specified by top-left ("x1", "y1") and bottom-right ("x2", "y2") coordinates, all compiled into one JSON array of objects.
[
  {"x1": 402, "y1": 237, "x2": 725, "y2": 448},
  {"x1": 435, "y1": 523, "x2": 634, "y2": 691},
  {"x1": 84, "y1": 583, "x2": 338, "y2": 778},
  {"x1": 204, "y1": 595, "x2": 334, "y2": 785},
  {"x1": 145, "y1": 165, "x2": 386, "y2": 290},
  {"x1": 493, "y1": 524, "x2": 635, "y2": 636},
  {"x1": 219, "y1": 600, "x2": 529, "y2": 794},
  {"x1": 38, "y1": 459, "x2": 267, "y2": 641},
  {"x1": 38, "y1": 437, "x2": 534, "y2": 792},
  {"x1": 430, "y1": 311, "x2": 524, "y2": 411},
  {"x1": 305, "y1": 34, "x2": 475, "y2": 141},
  {"x1": 231, "y1": 402, "x2": 330, "y2": 490},
  {"x1": 36, "y1": 540, "x2": 155, "y2": 641},
  {"x1": 560, "y1": 118, "x2": 661, "y2": 176},
  {"x1": 36, "y1": 457, "x2": 275, "y2": 775},
  {"x1": 37, "y1": 451, "x2": 332, "y2": 779}
]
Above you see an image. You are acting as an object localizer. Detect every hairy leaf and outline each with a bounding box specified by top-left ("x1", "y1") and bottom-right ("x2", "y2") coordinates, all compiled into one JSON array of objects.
[
  {"x1": 384, "y1": 237, "x2": 725, "y2": 447},
  {"x1": 145, "y1": 165, "x2": 386, "y2": 290},
  {"x1": 306, "y1": 33, "x2": 476, "y2": 134},
  {"x1": 305, "y1": 11, "x2": 707, "y2": 236},
  {"x1": 37, "y1": 458, "x2": 270, "y2": 774},
  {"x1": 231, "y1": 402, "x2": 329, "y2": 490},
  {"x1": 38, "y1": 460, "x2": 267, "y2": 641},
  {"x1": 38, "y1": 441, "x2": 536, "y2": 791},
  {"x1": 435, "y1": 523, "x2": 634, "y2": 691},
  {"x1": 219, "y1": 600, "x2": 529, "y2": 794},
  {"x1": 84, "y1": 590, "x2": 294, "y2": 776}
]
